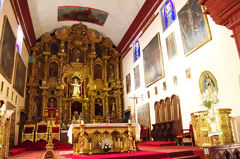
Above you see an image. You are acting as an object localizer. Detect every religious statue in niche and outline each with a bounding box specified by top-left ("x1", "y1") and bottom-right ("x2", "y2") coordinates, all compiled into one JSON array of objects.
[
  {"x1": 109, "y1": 97, "x2": 116, "y2": 116},
  {"x1": 49, "y1": 62, "x2": 58, "y2": 77},
  {"x1": 71, "y1": 78, "x2": 81, "y2": 97},
  {"x1": 70, "y1": 48, "x2": 84, "y2": 63},
  {"x1": 107, "y1": 64, "x2": 115, "y2": 80},
  {"x1": 48, "y1": 97, "x2": 57, "y2": 108},
  {"x1": 95, "y1": 98, "x2": 103, "y2": 116},
  {"x1": 36, "y1": 61, "x2": 44, "y2": 79},
  {"x1": 71, "y1": 101, "x2": 82, "y2": 117},
  {"x1": 94, "y1": 64, "x2": 102, "y2": 80}
]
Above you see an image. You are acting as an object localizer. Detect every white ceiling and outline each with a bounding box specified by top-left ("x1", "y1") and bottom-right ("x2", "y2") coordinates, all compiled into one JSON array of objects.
[{"x1": 27, "y1": 0, "x2": 146, "y2": 46}]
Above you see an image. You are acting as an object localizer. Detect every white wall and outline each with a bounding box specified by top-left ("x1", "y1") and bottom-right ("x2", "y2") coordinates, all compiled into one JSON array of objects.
[
  {"x1": 0, "y1": 0, "x2": 29, "y2": 145},
  {"x1": 121, "y1": 0, "x2": 240, "y2": 131}
]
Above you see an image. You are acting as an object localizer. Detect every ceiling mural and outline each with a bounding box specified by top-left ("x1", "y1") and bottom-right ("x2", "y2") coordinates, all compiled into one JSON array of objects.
[
  {"x1": 27, "y1": 0, "x2": 146, "y2": 46},
  {"x1": 58, "y1": 6, "x2": 109, "y2": 26}
]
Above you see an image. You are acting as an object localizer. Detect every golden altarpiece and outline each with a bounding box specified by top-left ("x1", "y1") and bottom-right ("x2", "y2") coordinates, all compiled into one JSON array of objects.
[{"x1": 26, "y1": 23, "x2": 123, "y2": 124}]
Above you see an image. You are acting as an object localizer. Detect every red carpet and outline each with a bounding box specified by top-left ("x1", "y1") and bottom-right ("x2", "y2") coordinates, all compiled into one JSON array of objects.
[
  {"x1": 9, "y1": 141, "x2": 72, "y2": 156},
  {"x1": 8, "y1": 148, "x2": 26, "y2": 156},
  {"x1": 63, "y1": 151, "x2": 171, "y2": 159},
  {"x1": 138, "y1": 141, "x2": 176, "y2": 147}
]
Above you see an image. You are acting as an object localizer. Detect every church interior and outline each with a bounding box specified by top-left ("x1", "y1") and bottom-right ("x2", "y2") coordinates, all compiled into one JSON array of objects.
[{"x1": 0, "y1": 0, "x2": 240, "y2": 158}]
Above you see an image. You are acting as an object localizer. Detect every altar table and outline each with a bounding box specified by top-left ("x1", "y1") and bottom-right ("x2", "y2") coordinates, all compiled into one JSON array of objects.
[{"x1": 72, "y1": 123, "x2": 136, "y2": 155}]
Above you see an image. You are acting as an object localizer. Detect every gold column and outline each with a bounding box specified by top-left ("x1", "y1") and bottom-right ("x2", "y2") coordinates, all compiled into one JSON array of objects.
[
  {"x1": 104, "y1": 93, "x2": 109, "y2": 122},
  {"x1": 41, "y1": 88, "x2": 48, "y2": 118},
  {"x1": 88, "y1": 54, "x2": 96, "y2": 79},
  {"x1": 78, "y1": 123, "x2": 85, "y2": 155},
  {"x1": 127, "y1": 123, "x2": 134, "y2": 152},
  {"x1": 116, "y1": 90, "x2": 122, "y2": 121},
  {"x1": 103, "y1": 56, "x2": 110, "y2": 87},
  {"x1": 89, "y1": 97, "x2": 94, "y2": 123},
  {"x1": 28, "y1": 87, "x2": 37, "y2": 121}
]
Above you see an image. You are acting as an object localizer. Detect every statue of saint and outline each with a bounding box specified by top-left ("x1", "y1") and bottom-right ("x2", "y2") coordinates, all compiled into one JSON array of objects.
[{"x1": 71, "y1": 78, "x2": 81, "y2": 97}]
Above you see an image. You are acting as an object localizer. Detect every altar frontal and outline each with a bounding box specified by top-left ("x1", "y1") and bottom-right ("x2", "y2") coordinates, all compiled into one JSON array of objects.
[{"x1": 72, "y1": 123, "x2": 136, "y2": 155}]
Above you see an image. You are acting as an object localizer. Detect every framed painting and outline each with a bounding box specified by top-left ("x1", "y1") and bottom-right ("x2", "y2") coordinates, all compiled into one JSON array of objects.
[
  {"x1": 126, "y1": 73, "x2": 131, "y2": 94},
  {"x1": 0, "y1": 0, "x2": 4, "y2": 13},
  {"x1": 161, "y1": 0, "x2": 176, "y2": 32},
  {"x1": 178, "y1": 0, "x2": 211, "y2": 56},
  {"x1": 13, "y1": 53, "x2": 26, "y2": 97},
  {"x1": 133, "y1": 40, "x2": 141, "y2": 62},
  {"x1": 137, "y1": 103, "x2": 151, "y2": 131},
  {"x1": 199, "y1": 71, "x2": 218, "y2": 95},
  {"x1": 143, "y1": 33, "x2": 164, "y2": 87},
  {"x1": 0, "y1": 15, "x2": 16, "y2": 83},
  {"x1": 166, "y1": 32, "x2": 177, "y2": 60},
  {"x1": 134, "y1": 65, "x2": 140, "y2": 90},
  {"x1": 58, "y1": 6, "x2": 109, "y2": 26}
]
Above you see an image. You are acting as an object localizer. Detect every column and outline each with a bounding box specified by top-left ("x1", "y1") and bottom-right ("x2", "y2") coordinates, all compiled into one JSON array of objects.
[{"x1": 27, "y1": 87, "x2": 37, "y2": 121}]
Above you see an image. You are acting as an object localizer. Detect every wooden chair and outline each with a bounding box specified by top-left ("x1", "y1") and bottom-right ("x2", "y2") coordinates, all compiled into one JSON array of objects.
[
  {"x1": 35, "y1": 121, "x2": 48, "y2": 142},
  {"x1": 22, "y1": 124, "x2": 35, "y2": 142},
  {"x1": 176, "y1": 124, "x2": 194, "y2": 145},
  {"x1": 50, "y1": 123, "x2": 60, "y2": 141}
]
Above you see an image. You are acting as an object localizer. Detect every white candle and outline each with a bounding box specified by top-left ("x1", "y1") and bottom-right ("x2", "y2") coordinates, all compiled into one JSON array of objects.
[
  {"x1": 81, "y1": 120, "x2": 84, "y2": 124},
  {"x1": 128, "y1": 119, "x2": 131, "y2": 123}
]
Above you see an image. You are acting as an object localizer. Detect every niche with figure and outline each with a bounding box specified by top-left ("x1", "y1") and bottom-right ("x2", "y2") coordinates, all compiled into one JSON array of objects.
[
  {"x1": 70, "y1": 77, "x2": 81, "y2": 97},
  {"x1": 108, "y1": 97, "x2": 116, "y2": 116},
  {"x1": 94, "y1": 64, "x2": 102, "y2": 80},
  {"x1": 95, "y1": 98, "x2": 103, "y2": 116},
  {"x1": 71, "y1": 101, "x2": 82, "y2": 118},
  {"x1": 107, "y1": 64, "x2": 115, "y2": 80},
  {"x1": 48, "y1": 97, "x2": 57, "y2": 108},
  {"x1": 49, "y1": 62, "x2": 58, "y2": 77},
  {"x1": 33, "y1": 96, "x2": 42, "y2": 120},
  {"x1": 69, "y1": 48, "x2": 84, "y2": 63}
]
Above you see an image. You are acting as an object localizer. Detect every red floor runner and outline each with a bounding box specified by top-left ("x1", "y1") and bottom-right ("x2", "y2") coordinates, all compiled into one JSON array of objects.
[
  {"x1": 8, "y1": 148, "x2": 26, "y2": 156},
  {"x1": 10, "y1": 141, "x2": 72, "y2": 151},
  {"x1": 138, "y1": 141, "x2": 176, "y2": 147},
  {"x1": 63, "y1": 151, "x2": 171, "y2": 159}
]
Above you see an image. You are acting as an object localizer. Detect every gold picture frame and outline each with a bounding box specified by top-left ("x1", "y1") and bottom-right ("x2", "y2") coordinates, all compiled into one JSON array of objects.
[
  {"x1": 178, "y1": 0, "x2": 212, "y2": 56},
  {"x1": 143, "y1": 33, "x2": 165, "y2": 87},
  {"x1": 199, "y1": 71, "x2": 218, "y2": 95}
]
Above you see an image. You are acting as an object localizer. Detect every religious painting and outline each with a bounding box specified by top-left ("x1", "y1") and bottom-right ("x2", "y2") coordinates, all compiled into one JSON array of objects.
[
  {"x1": 126, "y1": 73, "x2": 131, "y2": 94},
  {"x1": 0, "y1": 0, "x2": 4, "y2": 13},
  {"x1": 137, "y1": 103, "x2": 151, "y2": 130},
  {"x1": 133, "y1": 40, "x2": 141, "y2": 62},
  {"x1": 161, "y1": 0, "x2": 176, "y2": 32},
  {"x1": 147, "y1": 91, "x2": 150, "y2": 99},
  {"x1": 199, "y1": 71, "x2": 218, "y2": 95},
  {"x1": 13, "y1": 53, "x2": 26, "y2": 97},
  {"x1": 178, "y1": 0, "x2": 211, "y2": 56},
  {"x1": 107, "y1": 64, "x2": 115, "y2": 81},
  {"x1": 94, "y1": 64, "x2": 102, "y2": 80},
  {"x1": 185, "y1": 68, "x2": 192, "y2": 80},
  {"x1": 58, "y1": 6, "x2": 109, "y2": 26},
  {"x1": 163, "y1": 81, "x2": 167, "y2": 91},
  {"x1": 173, "y1": 76, "x2": 178, "y2": 86},
  {"x1": 0, "y1": 16, "x2": 16, "y2": 83},
  {"x1": 134, "y1": 65, "x2": 140, "y2": 90},
  {"x1": 95, "y1": 98, "x2": 103, "y2": 116},
  {"x1": 49, "y1": 62, "x2": 58, "y2": 78},
  {"x1": 166, "y1": 32, "x2": 177, "y2": 60},
  {"x1": 0, "y1": 81, "x2": 3, "y2": 92},
  {"x1": 143, "y1": 33, "x2": 164, "y2": 87},
  {"x1": 155, "y1": 86, "x2": 158, "y2": 95}
]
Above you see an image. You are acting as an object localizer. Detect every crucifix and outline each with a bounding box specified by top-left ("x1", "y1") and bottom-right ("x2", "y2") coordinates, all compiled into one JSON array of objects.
[{"x1": 129, "y1": 95, "x2": 140, "y2": 122}]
